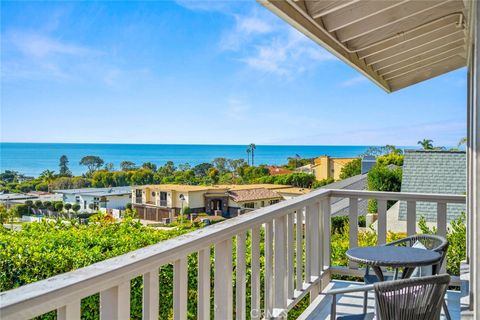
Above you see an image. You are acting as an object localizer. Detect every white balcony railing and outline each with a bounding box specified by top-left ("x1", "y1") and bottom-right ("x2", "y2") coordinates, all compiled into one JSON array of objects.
[{"x1": 0, "y1": 189, "x2": 466, "y2": 320}]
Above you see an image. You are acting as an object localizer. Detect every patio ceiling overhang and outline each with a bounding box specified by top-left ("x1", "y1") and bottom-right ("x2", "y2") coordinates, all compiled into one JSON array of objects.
[{"x1": 258, "y1": 0, "x2": 474, "y2": 92}]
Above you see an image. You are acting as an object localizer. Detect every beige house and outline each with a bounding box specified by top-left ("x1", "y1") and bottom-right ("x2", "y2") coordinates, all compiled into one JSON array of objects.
[
  {"x1": 132, "y1": 184, "x2": 310, "y2": 221},
  {"x1": 296, "y1": 156, "x2": 358, "y2": 180}
]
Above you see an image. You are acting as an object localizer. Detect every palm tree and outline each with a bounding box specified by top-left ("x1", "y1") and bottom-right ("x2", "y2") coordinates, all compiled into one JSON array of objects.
[
  {"x1": 246, "y1": 148, "x2": 251, "y2": 165},
  {"x1": 417, "y1": 139, "x2": 434, "y2": 150},
  {"x1": 39, "y1": 170, "x2": 56, "y2": 192},
  {"x1": 249, "y1": 143, "x2": 256, "y2": 166}
]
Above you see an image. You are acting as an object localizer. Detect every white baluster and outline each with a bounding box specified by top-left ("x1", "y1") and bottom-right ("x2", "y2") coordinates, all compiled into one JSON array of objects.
[
  {"x1": 310, "y1": 202, "x2": 320, "y2": 278},
  {"x1": 264, "y1": 221, "x2": 274, "y2": 318},
  {"x1": 174, "y1": 257, "x2": 188, "y2": 320},
  {"x1": 322, "y1": 198, "x2": 331, "y2": 270},
  {"x1": 236, "y1": 232, "x2": 247, "y2": 320},
  {"x1": 100, "y1": 282, "x2": 130, "y2": 320},
  {"x1": 198, "y1": 248, "x2": 210, "y2": 320},
  {"x1": 287, "y1": 212, "x2": 295, "y2": 300},
  {"x1": 437, "y1": 202, "x2": 448, "y2": 273},
  {"x1": 143, "y1": 269, "x2": 159, "y2": 320},
  {"x1": 305, "y1": 205, "x2": 312, "y2": 282},
  {"x1": 407, "y1": 200, "x2": 417, "y2": 235},
  {"x1": 274, "y1": 215, "x2": 288, "y2": 314},
  {"x1": 251, "y1": 226, "x2": 261, "y2": 320},
  {"x1": 349, "y1": 197, "x2": 358, "y2": 268},
  {"x1": 215, "y1": 239, "x2": 233, "y2": 320},
  {"x1": 295, "y1": 208, "x2": 303, "y2": 292},
  {"x1": 57, "y1": 301, "x2": 81, "y2": 320},
  {"x1": 377, "y1": 199, "x2": 387, "y2": 245}
]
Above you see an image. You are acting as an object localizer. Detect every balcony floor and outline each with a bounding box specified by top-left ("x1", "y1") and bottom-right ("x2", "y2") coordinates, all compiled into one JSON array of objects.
[{"x1": 300, "y1": 280, "x2": 461, "y2": 320}]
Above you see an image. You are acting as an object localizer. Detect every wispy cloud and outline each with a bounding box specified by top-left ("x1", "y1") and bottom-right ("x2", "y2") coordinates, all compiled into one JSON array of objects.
[
  {"x1": 8, "y1": 32, "x2": 99, "y2": 58},
  {"x1": 340, "y1": 75, "x2": 369, "y2": 87},
  {"x1": 1, "y1": 30, "x2": 149, "y2": 87},
  {"x1": 217, "y1": 7, "x2": 336, "y2": 78},
  {"x1": 174, "y1": 0, "x2": 233, "y2": 13}
]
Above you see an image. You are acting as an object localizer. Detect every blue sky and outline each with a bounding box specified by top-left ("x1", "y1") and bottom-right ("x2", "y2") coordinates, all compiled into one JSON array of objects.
[{"x1": 1, "y1": 0, "x2": 467, "y2": 146}]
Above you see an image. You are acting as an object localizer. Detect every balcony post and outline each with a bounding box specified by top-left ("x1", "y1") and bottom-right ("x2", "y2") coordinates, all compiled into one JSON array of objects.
[{"x1": 473, "y1": 3, "x2": 480, "y2": 316}]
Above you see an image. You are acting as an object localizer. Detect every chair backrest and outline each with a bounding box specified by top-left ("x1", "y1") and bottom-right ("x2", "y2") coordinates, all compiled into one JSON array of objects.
[
  {"x1": 406, "y1": 234, "x2": 449, "y2": 273},
  {"x1": 374, "y1": 274, "x2": 450, "y2": 320}
]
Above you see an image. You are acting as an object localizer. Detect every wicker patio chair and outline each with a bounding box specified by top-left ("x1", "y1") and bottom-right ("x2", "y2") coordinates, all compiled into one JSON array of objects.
[
  {"x1": 362, "y1": 234, "x2": 449, "y2": 318},
  {"x1": 326, "y1": 274, "x2": 450, "y2": 320}
]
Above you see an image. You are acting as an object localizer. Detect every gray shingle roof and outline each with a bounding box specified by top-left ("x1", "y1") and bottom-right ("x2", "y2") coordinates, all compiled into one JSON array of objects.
[
  {"x1": 321, "y1": 173, "x2": 368, "y2": 216},
  {"x1": 398, "y1": 150, "x2": 466, "y2": 222}
]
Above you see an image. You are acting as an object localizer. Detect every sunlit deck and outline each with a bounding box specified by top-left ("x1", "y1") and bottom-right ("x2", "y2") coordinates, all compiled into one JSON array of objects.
[{"x1": 300, "y1": 280, "x2": 463, "y2": 320}]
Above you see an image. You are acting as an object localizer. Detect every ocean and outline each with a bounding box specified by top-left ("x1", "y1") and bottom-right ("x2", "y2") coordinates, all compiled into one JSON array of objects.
[{"x1": 0, "y1": 143, "x2": 376, "y2": 177}]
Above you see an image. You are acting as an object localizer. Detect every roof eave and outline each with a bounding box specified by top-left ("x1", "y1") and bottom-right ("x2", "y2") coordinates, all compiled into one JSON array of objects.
[{"x1": 258, "y1": 0, "x2": 392, "y2": 93}]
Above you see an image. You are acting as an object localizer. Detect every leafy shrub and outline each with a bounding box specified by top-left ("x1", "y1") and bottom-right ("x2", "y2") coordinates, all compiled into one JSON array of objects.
[
  {"x1": 312, "y1": 177, "x2": 335, "y2": 189},
  {"x1": 367, "y1": 165, "x2": 402, "y2": 212},
  {"x1": 339, "y1": 158, "x2": 361, "y2": 179},
  {"x1": 0, "y1": 220, "x2": 196, "y2": 319},
  {"x1": 418, "y1": 213, "x2": 466, "y2": 275}
]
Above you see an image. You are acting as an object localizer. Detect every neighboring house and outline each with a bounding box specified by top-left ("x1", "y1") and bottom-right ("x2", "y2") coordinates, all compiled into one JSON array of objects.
[
  {"x1": 384, "y1": 150, "x2": 466, "y2": 232},
  {"x1": 227, "y1": 188, "x2": 283, "y2": 213},
  {"x1": 132, "y1": 184, "x2": 310, "y2": 221},
  {"x1": 266, "y1": 166, "x2": 293, "y2": 175},
  {"x1": 0, "y1": 192, "x2": 62, "y2": 209},
  {"x1": 0, "y1": 193, "x2": 37, "y2": 209},
  {"x1": 294, "y1": 156, "x2": 358, "y2": 181},
  {"x1": 320, "y1": 172, "x2": 368, "y2": 217},
  {"x1": 55, "y1": 186, "x2": 132, "y2": 212}
]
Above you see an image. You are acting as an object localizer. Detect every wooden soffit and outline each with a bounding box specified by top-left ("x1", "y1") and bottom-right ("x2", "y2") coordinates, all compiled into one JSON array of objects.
[{"x1": 258, "y1": 0, "x2": 474, "y2": 92}]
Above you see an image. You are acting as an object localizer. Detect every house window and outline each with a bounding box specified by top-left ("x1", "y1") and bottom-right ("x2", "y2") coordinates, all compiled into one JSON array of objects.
[
  {"x1": 261, "y1": 201, "x2": 265, "y2": 207},
  {"x1": 244, "y1": 202, "x2": 255, "y2": 209},
  {"x1": 75, "y1": 196, "x2": 80, "y2": 204},
  {"x1": 151, "y1": 192, "x2": 155, "y2": 197},
  {"x1": 135, "y1": 189, "x2": 143, "y2": 204},
  {"x1": 159, "y1": 192, "x2": 167, "y2": 207},
  {"x1": 269, "y1": 199, "x2": 280, "y2": 205}
]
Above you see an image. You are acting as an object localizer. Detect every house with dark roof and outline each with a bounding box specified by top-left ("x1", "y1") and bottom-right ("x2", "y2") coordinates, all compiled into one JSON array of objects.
[
  {"x1": 376, "y1": 150, "x2": 467, "y2": 233},
  {"x1": 398, "y1": 150, "x2": 466, "y2": 222}
]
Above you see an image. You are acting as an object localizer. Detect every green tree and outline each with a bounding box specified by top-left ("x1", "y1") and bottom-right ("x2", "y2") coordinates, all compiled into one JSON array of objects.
[
  {"x1": 58, "y1": 155, "x2": 72, "y2": 177},
  {"x1": 104, "y1": 163, "x2": 115, "y2": 171},
  {"x1": 34, "y1": 200, "x2": 43, "y2": 208},
  {"x1": 54, "y1": 202, "x2": 63, "y2": 212},
  {"x1": 80, "y1": 156, "x2": 105, "y2": 175},
  {"x1": 367, "y1": 164, "x2": 403, "y2": 212},
  {"x1": 64, "y1": 203, "x2": 72, "y2": 212},
  {"x1": 192, "y1": 162, "x2": 213, "y2": 176},
  {"x1": 339, "y1": 158, "x2": 361, "y2": 179},
  {"x1": 39, "y1": 170, "x2": 56, "y2": 192},
  {"x1": 417, "y1": 139, "x2": 434, "y2": 150},
  {"x1": 246, "y1": 148, "x2": 251, "y2": 165},
  {"x1": 120, "y1": 161, "x2": 137, "y2": 171},
  {"x1": 142, "y1": 162, "x2": 157, "y2": 171},
  {"x1": 207, "y1": 167, "x2": 220, "y2": 184},
  {"x1": 72, "y1": 204, "x2": 81, "y2": 213},
  {"x1": 0, "y1": 170, "x2": 24, "y2": 183}
]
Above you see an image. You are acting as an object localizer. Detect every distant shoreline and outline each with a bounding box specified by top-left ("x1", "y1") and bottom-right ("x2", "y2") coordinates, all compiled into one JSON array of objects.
[{"x1": 0, "y1": 143, "x2": 411, "y2": 176}]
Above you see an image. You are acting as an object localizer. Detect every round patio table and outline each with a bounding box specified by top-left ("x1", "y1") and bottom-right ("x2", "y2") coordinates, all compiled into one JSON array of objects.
[{"x1": 346, "y1": 246, "x2": 442, "y2": 281}]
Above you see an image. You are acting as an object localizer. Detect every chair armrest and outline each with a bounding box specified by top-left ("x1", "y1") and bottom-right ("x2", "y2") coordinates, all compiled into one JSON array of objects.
[
  {"x1": 325, "y1": 284, "x2": 375, "y2": 296},
  {"x1": 326, "y1": 284, "x2": 375, "y2": 319}
]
